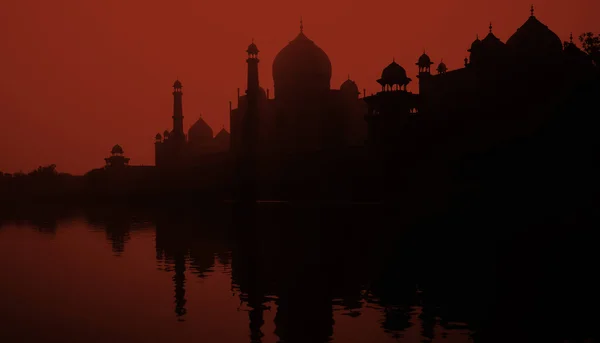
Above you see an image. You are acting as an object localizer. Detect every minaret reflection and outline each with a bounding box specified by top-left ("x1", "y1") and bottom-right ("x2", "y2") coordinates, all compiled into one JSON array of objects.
[
  {"x1": 231, "y1": 203, "x2": 268, "y2": 343},
  {"x1": 154, "y1": 209, "x2": 230, "y2": 321},
  {"x1": 232, "y1": 205, "x2": 344, "y2": 343},
  {"x1": 365, "y1": 233, "x2": 419, "y2": 338},
  {"x1": 228, "y1": 204, "x2": 434, "y2": 343},
  {"x1": 155, "y1": 215, "x2": 190, "y2": 321}
]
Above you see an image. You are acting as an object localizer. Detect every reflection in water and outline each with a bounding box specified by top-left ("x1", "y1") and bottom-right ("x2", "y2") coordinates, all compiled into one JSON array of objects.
[{"x1": 0, "y1": 204, "x2": 598, "y2": 343}]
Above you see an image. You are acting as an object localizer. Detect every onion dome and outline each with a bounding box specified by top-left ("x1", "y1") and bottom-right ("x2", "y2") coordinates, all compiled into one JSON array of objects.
[
  {"x1": 272, "y1": 20, "x2": 332, "y2": 96},
  {"x1": 163, "y1": 130, "x2": 170, "y2": 138},
  {"x1": 340, "y1": 76, "x2": 360, "y2": 96},
  {"x1": 437, "y1": 60, "x2": 448, "y2": 74},
  {"x1": 417, "y1": 52, "x2": 434, "y2": 67},
  {"x1": 377, "y1": 59, "x2": 411, "y2": 87},
  {"x1": 111, "y1": 144, "x2": 124, "y2": 155},
  {"x1": 173, "y1": 80, "x2": 182, "y2": 88},
  {"x1": 213, "y1": 128, "x2": 230, "y2": 150},
  {"x1": 214, "y1": 128, "x2": 230, "y2": 143},
  {"x1": 468, "y1": 35, "x2": 481, "y2": 52},
  {"x1": 506, "y1": 6, "x2": 563, "y2": 57},
  {"x1": 564, "y1": 33, "x2": 588, "y2": 58},
  {"x1": 188, "y1": 116, "x2": 213, "y2": 143},
  {"x1": 481, "y1": 23, "x2": 506, "y2": 50},
  {"x1": 155, "y1": 133, "x2": 162, "y2": 141},
  {"x1": 247, "y1": 39, "x2": 259, "y2": 55}
]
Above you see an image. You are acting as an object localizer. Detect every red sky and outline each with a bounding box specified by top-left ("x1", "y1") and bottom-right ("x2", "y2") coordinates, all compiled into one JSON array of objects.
[{"x1": 0, "y1": 0, "x2": 597, "y2": 174}]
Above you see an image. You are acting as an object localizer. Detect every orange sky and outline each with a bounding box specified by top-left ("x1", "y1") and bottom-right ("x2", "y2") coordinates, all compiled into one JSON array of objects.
[{"x1": 0, "y1": 0, "x2": 597, "y2": 174}]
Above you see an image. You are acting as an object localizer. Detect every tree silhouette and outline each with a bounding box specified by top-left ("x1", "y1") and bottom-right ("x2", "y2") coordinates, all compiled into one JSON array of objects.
[
  {"x1": 578, "y1": 32, "x2": 600, "y2": 67},
  {"x1": 28, "y1": 164, "x2": 58, "y2": 177}
]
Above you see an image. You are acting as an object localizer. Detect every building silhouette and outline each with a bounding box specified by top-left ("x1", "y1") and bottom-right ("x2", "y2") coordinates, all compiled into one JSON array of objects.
[
  {"x1": 47, "y1": 7, "x2": 590, "y2": 204},
  {"x1": 154, "y1": 80, "x2": 230, "y2": 168},
  {"x1": 104, "y1": 145, "x2": 130, "y2": 169},
  {"x1": 230, "y1": 20, "x2": 368, "y2": 155}
]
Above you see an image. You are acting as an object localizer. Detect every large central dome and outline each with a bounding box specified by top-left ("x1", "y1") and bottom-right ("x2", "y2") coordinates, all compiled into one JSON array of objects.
[
  {"x1": 272, "y1": 23, "x2": 332, "y2": 98},
  {"x1": 506, "y1": 12, "x2": 563, "y2": 58}
]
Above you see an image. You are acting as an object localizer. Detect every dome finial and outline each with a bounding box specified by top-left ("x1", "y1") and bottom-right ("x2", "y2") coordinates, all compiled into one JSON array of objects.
[
  {"x1": 252, "y1": 37, "x2": 254, "y2": 43},
  {"x1": 347, "y1": 74, "x2": 350, "y2": 80},
  {"x1": 300, "y1": 16, "x2": 303, "y2": 33},
  {"x1": 392, "y1": 57, "x2": 395, "y2": 62},
  {"x1": 476, "y1": 33, "x2": 479, "y2": 40},
  {"x1": 569, "y1": 32, "x2": 573, "y2": 43},
  {"x1": 489, "y1": 22, "x2": 493, "y2": 33},
  {"x1": 530, "y1": 4, "x2": 534, "y2": 17}
]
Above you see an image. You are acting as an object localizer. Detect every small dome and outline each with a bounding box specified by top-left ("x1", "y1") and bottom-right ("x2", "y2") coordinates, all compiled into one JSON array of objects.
[
  {"x1": 506, "y1": 14, "x2": 563, "y2": 57},
  {"x1": 481, "y1": 32, "x2": 505, "y2": 49},
  {"x1": 173, "y1": 80, "x2": 182, "y2": 88},
  {"x1": 340, "y1": 78, "x2": 359, "y2": 96},
  {"x1": 188, "y1": 116, "x2": 213, "y2": 143},
  {"x1": 214, "y1": 128, "x2": 230, "y2": 141},
  {"x1": 564, "y1": 41, "x2": 588, "y2": 59},
  {"x1": 213, "y1": 128, "x2": 230, "y2": 150},
  {"x1": 417, "y1": 53, "x2": 433, "y2": 67},
  {"x1": 437, "y1": 61, "x2": 448, "y2": 74},
  {"x1": 377, "y1": 60, "x2": 411, "y2": 87},
  {"x1": 111, "y1": 144, "x2": 124, "y2": 155},
  {"x1": 247, "y1": 41, "x2": 259, "y2": 55},
  {"x1": 155, "y1": 133, "x2": 162, "y2": 140},
  {"x1": 163, "y1": 130, "x2": 170, "y2": 137},
  {"x1": 563, "y1": 37, "x2": 594, "y2": 70},
  {"x1": 215, "y1": 128, "x2": 231, "y2": 143},
  {"x1": 468, "y1": 36, "x2": 482, "y2": 52}
]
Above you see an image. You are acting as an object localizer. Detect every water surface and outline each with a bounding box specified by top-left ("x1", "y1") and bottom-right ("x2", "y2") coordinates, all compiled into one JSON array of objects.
[{"x1": 0, "y1": 204, "x2": 596, "y2": 343}]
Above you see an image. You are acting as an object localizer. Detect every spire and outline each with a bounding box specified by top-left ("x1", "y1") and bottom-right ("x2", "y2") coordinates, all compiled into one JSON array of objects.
[
  {"x1": 392, "y1": 57, "x2": 395, "y2": 63},
  {"x1": 569, "y1": 32, "x2": 573, "y2": 43},
  {"x1": 476, "y1": 34, "x2": 479, "y2": 40},
  {"x1": 347, "y1": 74, "x2": 350, "y2": 80},
  {"x1": 300, "y1": 17, "x2": 303, "y2": 33},
  {"x1": 530, "y1": 4, "x2": 534, "y2": 17},
  {"x1": 489, "y1": 22, "x2": 493, "y2": 33}
]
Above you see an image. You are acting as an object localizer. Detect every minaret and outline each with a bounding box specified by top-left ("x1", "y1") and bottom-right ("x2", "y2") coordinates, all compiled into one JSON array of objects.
[
  {"x1": 242, "y1": 40, "x2": 260, "y2": 155},
  {"x1": 171, "y1": 79, "x2": 185, "y2": 140},
  {"x1": 236, "y1": 40, "x2": 261, "y2": 202},
  {"x1": 416, "y1": 51, "x2": 434, "y2": 96},
  {"x1": 246, "y1": 39, "x2": 260, "y2": 97}
]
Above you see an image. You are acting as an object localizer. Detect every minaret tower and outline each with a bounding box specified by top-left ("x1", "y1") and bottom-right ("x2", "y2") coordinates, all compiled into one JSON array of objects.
[
  {"x1": 242, "y1": 40, "x2": 260, "y2": 154},
  {"x1": 246, "y1": 39, "x2": 260, "y2": 97},
  {"x1": 416, "y1": 51, "x2": 434, "y2": 95},
  {"x1": 171, "y1": 79, "x2": 185, "y2": 141},
  {"x1": 235, "y1": 40, "x2": 261, "y2": 203}
]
